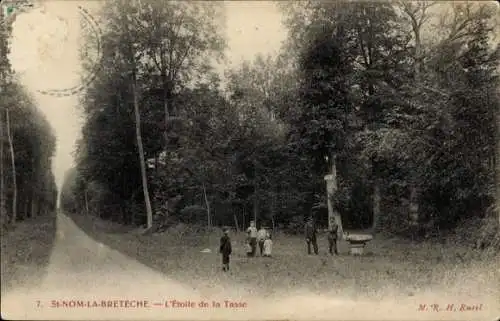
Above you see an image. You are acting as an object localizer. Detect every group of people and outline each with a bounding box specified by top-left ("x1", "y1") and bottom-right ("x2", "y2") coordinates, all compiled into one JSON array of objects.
[
  {"x1": 245, "y1": 220, "x2": 273, "y2": 258},
  {"x1": 218, "y1": 217, "x2": 339, "y2": 272},
  {"x1": 218, "y1": 220, "x2": 272, "y2": 272},
  {"x1": 305, "y1": 217, "x2": 339, "y2": 256}
]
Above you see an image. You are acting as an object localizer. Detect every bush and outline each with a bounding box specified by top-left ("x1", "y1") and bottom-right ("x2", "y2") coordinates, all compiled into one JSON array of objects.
[
  {"x1": 283, "y1": 215, "x2": 304, "y2": 235},
  {"x1": 179, "y1": 205, "x2": 207, "y2": 225},
  {"x1": 447, "y1": 206, "x2": 499, "y2": 257},
  {"x1": 475, "y1": 211, "x2": 500, "y2": 255}
]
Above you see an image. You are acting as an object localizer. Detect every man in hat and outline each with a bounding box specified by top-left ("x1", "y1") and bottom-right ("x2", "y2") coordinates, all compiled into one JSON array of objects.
[
  {"x1": 305, "y1": 217, "x2": 318, "y2": 255},
  {"x1": 246, "y1": 220, "x2": 258, "y2": 257},
  {"x1": 219, "y1": 227, "x2": 232, "y2": 271},
  {"x1": 328, "y1": 220, "x2": 339, "y2": 255}
]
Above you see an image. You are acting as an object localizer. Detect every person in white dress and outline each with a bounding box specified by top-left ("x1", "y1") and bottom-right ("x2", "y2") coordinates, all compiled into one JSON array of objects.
[
  {"x1": 263, "y1": 229, "x2": 272, "y2": 257},
  {"x1": 257, "y1": 226, "x2": 268, "y2": 256}
]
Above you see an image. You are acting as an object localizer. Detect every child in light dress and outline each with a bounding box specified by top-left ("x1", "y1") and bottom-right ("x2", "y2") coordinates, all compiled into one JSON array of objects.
[{"x1": 263, "y1": 229, "x2": 272, "y2": 257}]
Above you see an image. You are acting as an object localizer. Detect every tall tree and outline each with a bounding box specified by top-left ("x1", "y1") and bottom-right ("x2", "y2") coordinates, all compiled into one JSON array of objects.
[
  {"x1": 77, "y1": 1, "x2": 226, "y2": 227},
  {"x1": 0, "y1": 7, "x2": 12, "y2": 227},
  {"x1": 5, "y1": 107, "x2": 16, "y2": 223},
  {"x1": 114, "y1": 0, "x2": 226, "y2": 151}
]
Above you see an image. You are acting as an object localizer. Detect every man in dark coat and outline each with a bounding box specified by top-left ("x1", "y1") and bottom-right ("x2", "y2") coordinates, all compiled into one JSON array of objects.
[
  {"x1": 328, "y1": 220, "x2": 339, "y2": 255},
  {"x1": 305, "y1": 217, "x2": 318, "y2": 255},
  {"x1": 219, "y1": 228, "x2": 232, "y2": 271}
]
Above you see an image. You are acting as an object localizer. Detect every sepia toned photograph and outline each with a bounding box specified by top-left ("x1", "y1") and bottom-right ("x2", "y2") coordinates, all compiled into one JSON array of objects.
[{"x1": 1, "y1": 0, "x2": 499, "y2": 320}]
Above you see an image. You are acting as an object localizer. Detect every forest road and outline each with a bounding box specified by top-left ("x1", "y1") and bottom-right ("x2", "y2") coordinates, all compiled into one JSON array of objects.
[{"x1": 2, "y1": 212, "x2": 498, "y2": 320}]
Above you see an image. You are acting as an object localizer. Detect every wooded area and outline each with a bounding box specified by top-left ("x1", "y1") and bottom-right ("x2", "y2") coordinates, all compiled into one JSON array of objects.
[
  {"x1": 60, "y1": 1, "x2": 499, "y2": 249},
  {"x1": 0, "y1": 8, "x2": 58, "y2": 234}
]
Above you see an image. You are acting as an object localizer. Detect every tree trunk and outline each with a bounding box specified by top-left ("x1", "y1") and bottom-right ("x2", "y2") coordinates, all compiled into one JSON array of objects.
[
  {"x1": 162, "y1": 73, "x2": 173, "y2": 151},
  {"x1": 253, "y1": 165, "x2": 258, "y2": 224},
  {"x1": 409, "y1": 186, "x2": 419, "y2": 225},
  {"x1": 132, "y1": 76, "x2": 153, "y2": 231},
  {"x1": 30, "y1": 157, "x2": 36, "y2": 217},
  {"x1": 414, "y1": 30, "x2": 421, "y2": 83},
  {"x1": 24, "y1": 194, "x2": 29, "y2": 218},
  {"x1": 212, "y1": 206, "x2": 216, "y2": 227},
  {"x1": 202, "y1": 183, "x2": 211, "y2": 228},
  {"x1": 410, "y1": 5, "x2": 422, "y2": 226},
  {"x1": 132, "y1": 205, "x2": 136, "y2": 226},
  {"x1": 154, "y1": 155, "x2": 159, "y2": 177},
  {"x1": 326, "y1": 188, "x2": 335, "y2": 229},
  {"x1": 6, "y1": 109, "x2": 16, "y2": 225},
  {"x1": 17, "y1": 190, "x2": 23, "y2": 220},
  {"x1": 270, "y1": 184, "x2": 276, "y2": 232},
  {"x1": 234, "y1": 213, "x2": 239, "y2": 231},
  {"x1": 497, "y1": 111, "x2": 500, "y2": 225},
  {"x1": 121, "y1": 202, "x2": 127, "y2": 225},
  {"x1": 84, "y1": 185, "x2": 89, "y2": 216},
  {"x1": 0, "y1": 109, "x2": 5, "y2": 226},
  {"x1": 253, "y1": 194, "x2": 258, "y2": 224},
  {"x1": 31, "y1": 193, "x2": 37, "y2": 218},
  {"x1": 327, "y1": 155, "x2": 343, "y2": 237},
  {"x1": 39, "y1": 200, "x2": 44, "y2": 216},
  {"x1": 372, "y1": 183, "x2": 381, "y2": 233},
  {"x1": 242, "y1": 205, "x2": 245, "y2": 230}
]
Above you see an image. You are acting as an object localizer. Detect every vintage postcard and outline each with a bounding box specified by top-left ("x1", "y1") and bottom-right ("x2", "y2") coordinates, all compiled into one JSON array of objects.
[{"x1": 1, "y1": 0, "x2": 499, "y2": 320}]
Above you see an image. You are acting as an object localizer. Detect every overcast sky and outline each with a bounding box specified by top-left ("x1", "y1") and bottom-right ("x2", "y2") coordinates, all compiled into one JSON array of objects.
[{"x1": 8, "y1": 0, "x2": 286, "y2": 190}]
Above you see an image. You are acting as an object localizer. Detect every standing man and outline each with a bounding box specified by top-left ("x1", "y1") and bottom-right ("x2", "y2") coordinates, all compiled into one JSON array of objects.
[
  {"x1": 219, "y1": 227, "x2": 232, "y2": 271},
  {"x1": 246, "y1": 220, "x2": 258, "y2": 257},
  {"x1": 305, "y1": 217, "x2": 318, "y2": 255},
  {"x1": 328, "y1": 220, "x2": 339, "y2": 255}
]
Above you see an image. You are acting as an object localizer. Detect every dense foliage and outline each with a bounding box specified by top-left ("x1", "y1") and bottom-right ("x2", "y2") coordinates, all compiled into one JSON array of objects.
[
  {"x1": 61, "y1": 1, "x2": 499, "y2": 242},
  {"x1": 0, "y1": 10, "x2": 58, "y2": 233}
]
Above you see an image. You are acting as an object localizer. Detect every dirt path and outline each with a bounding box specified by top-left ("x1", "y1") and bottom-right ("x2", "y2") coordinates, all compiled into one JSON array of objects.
[{"x1": 1, "y1": 212, "x2": 498, "y2": 320}]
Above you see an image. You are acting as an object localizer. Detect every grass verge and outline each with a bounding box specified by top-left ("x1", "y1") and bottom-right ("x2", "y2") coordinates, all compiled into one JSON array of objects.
[
  {"x1": 68, "y1": 212, "x2": 499, "y2": 300},
  {"x1": 1, "y1": 213, "x2": 57, "y2": 294}
]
